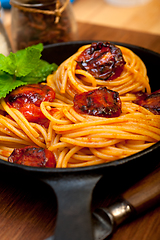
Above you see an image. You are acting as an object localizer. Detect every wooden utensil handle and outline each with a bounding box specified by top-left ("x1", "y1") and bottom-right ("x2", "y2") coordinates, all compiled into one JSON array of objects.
[{"x1": 122, "y1": 166, "x2": 160, "y2": 214}]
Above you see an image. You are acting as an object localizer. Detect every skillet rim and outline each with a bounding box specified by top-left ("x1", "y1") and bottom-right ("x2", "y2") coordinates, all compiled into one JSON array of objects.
[{"x1": 0, "y1": 40, "x2": 160, "y2": 174}]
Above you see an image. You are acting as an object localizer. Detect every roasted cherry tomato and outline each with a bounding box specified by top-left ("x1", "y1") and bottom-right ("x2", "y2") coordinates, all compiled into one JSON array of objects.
[
  {"x1": 8, "y1": 146, "x2": 56, "y2": 168},
  {"x1": 5, "y1": 84, "x2": 55, "y2": 127},
  {"x1": 134, "y1": 89, "x2": 160, "y2": 115},
  {"x1": 73, "y1": 87, "x2": 121, "y2": 118},
  {"x1": 76, "y1": 42, "x2": 126, "y2": 80}
]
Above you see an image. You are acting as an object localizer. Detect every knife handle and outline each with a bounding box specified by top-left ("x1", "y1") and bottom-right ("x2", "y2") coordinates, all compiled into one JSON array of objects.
[{"x1": 122, "y1": 166, "x2": 160, "y2": 214}]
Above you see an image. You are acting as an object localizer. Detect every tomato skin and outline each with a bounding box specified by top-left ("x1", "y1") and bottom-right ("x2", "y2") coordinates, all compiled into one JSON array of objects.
[
  {"x1": 5, "y1": 84, "x2": 55, "y2": 126},
  {"x1": 76, "y1": 42, "x2": 125, "y2": 80},
  {"x1": 134, "y1": 89, "x2": 160, "y2": 115},
  {"x1": 8, "y1": 146, "x2": 56, "y2": 168},
  {"x1": 73, "y1": 87, "x2": 122, "y2": 118}
]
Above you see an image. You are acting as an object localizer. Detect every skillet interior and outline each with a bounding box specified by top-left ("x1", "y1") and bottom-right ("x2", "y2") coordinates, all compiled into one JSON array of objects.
[{"x1": 0, "y1": 40, "x2": 160, "y2": 176}]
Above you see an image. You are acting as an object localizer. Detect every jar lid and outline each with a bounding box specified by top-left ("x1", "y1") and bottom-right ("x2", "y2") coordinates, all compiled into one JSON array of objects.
[{"x1": 10, "y1": 0, "x2": 56, "y2": 7}]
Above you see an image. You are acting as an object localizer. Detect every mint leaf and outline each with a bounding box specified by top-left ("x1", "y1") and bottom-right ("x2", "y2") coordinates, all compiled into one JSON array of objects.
[
  {"x1": 0, "y1": 72, "x2": 26, "y2": 98},
  {"x1": 22, "y1": 61, "x2": 58, "y2": 83},
  {"x1": 28, "y1": 43, "x2": 43, "y2": 52},
  {"x1": 15, "y1": 43, "x2": 43, "y2": 77},
  {"x1": 0, "y1": 43, "x2": 58, "y2": 99},
  {"x1": 0, "y1": 52, "x2": 16, "y2": 75},
  {"x1": 0, "y1": 43, "x2": 43, "y2": 77}
]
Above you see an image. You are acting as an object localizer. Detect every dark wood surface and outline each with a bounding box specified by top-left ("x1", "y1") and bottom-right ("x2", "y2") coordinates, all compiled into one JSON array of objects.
[{"x1": 1, "y1": 22, "x2": 160, "y2": 240}]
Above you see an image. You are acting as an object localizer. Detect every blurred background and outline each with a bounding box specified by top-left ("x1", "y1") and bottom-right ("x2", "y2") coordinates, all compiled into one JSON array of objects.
[
  {"x1": 1, "y1": 0, "x2": 160, "y2": 35},
  {"x1": 0, "y1": 0, "x2": 160, "y2": 50},
  {"x1": 72, "y1": 0, "x2": 160, "y2": 35}
]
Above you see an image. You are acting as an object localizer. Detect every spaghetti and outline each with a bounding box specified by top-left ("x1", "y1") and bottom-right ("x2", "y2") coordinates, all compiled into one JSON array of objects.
[
  {"x1": 0, "y1": 42, "x2": 159, "y2": 168},
  {"x1": 49, "y1": 44, "x2": 151, "y2": 98}
]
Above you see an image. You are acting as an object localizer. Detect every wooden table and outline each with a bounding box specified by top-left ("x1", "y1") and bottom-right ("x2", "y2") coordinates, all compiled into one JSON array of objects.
[
  {"x1": 1, "y1": 22, "x2": 160, "y2": 240},
  {"x1": 77, "y1": 22, "x2": 160, "y2": 54}
]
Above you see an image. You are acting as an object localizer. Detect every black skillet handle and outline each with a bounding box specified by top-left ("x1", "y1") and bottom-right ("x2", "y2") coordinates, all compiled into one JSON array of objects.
[{"x1": 44, "y1": 174, "x2": 101, "y2": 240}]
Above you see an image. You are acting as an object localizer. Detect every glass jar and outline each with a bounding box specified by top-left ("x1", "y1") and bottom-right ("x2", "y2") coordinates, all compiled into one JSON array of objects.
[{"x1": 10, "y1": 0, "x2": 78, "y2": 51}]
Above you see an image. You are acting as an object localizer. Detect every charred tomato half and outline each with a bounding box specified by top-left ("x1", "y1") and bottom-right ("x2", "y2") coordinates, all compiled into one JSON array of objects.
[
  {"x1": 73, "y1": 87, "x2": 121, "y2": 118},
  {"x1": 5, "y1": 84, "x2": 55, "y2": 127},
  {"x1": 8, "y1": 146, "x2": 56, "y2": 168},
  {"x1": 134, "y1": 89, "x2": 160, "y2": 115},
  {"x1": 76, "y1": 41, "x2": 126, "y2": 80}
]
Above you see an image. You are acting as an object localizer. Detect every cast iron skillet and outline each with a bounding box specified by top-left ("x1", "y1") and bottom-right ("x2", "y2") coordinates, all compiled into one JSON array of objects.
[{"x1": 0, "y1": 41, "x2": 160, "y2": 240}]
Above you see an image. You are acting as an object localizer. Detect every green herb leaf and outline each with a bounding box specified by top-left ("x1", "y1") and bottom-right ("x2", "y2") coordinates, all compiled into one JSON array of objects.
[
  {"x1": 0, "y1": 52, "x2": 16, "y2": 75},
  {"x1": 0, "y1": 71, "x2": 27, "y2": 98},
  {"x1": 14, "y1": 43, "x2": 43, "y2": 77},
  {"x1": 0, "y1": 43, "x2": 58, "y2": 99},
  {"x1": 22, "y1": 61, "x2": 58, "y2": 84}
]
